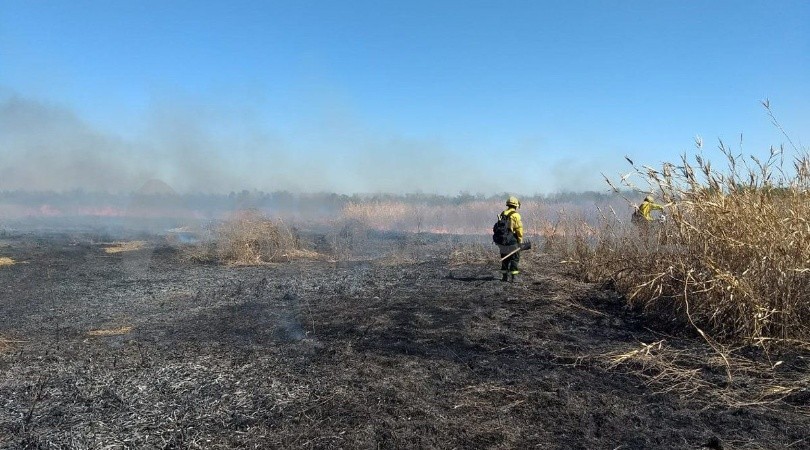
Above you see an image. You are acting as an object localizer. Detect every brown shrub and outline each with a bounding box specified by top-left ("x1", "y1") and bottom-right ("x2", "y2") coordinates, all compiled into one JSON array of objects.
[{"x1": 184, "y1": 210, "x2": 301, "y2": 265}]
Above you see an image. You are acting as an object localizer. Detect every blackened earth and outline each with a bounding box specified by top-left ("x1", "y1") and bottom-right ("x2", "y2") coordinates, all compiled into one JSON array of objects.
[{"x1": 0, "y1": 231, "x2": 808, "y2": 449}]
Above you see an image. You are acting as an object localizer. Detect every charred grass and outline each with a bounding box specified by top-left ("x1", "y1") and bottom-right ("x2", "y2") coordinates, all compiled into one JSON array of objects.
[{"x1": 0, "y1": 229, "x2": 808, "y2": 449}]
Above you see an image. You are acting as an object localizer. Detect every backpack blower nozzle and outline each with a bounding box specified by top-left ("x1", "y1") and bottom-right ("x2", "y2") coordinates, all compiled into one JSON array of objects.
[{"x1": 499, "y1": 240, "x2": 532, "y2": 261}]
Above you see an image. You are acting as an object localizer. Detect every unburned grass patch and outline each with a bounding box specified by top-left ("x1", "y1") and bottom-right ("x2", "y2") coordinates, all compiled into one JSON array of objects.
[
  {"x1": 0, "y1": 335, "x2": 22, "y2": 353},
  {"x1": 102, "y1": 241, "x2": 148, "y2": 254},
  {"x1": 568, "y1": 180, "x2": 810, "y2": 344},
  {"x1": 182, "y1": 210, "x2": 305, "y2": 265},
  {"x1": 558, "y1": 106, "x2": 810, "y2": 347},
  {"x1": 0, "y1": 256, "x2": 15, "y2": 266},
  {"x1": 86, "y1": 326, "x2": 133, "y2": 337}
]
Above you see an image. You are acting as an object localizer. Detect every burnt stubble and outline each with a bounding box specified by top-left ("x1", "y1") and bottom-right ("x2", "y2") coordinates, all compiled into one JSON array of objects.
[{"x1": 0, "y1": 231, "x2": 807, "y2": 449}]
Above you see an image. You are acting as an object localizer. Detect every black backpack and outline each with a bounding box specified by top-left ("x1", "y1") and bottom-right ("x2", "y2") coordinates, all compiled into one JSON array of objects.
[{"x1": 492, "y1": 211, "x2": 517, "y2": 246}]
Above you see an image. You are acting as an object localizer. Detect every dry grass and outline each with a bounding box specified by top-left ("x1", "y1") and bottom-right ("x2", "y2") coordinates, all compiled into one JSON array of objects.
[
  {"x1": 0, "y1": 335, "x2": 20, "y2": 353},
  {"x1": 215, "y1": 210, "x2": 294, "y2": 264},
  {"x1": 341, "y1": 199, "x2": 597, "y2": 236},
  {"x1": 103, "y1": 241, "x2": 148, "y2": 254},
  {"x1": 86, "y1": 326, "x2": 133, "y2": 337},
  {"x1": 603, "y1": 340, "x2": 709, "y2": 395},
  {"x1": 600, "y1": 339, "x2": 810, "y2": 413},
  {"x1": 325, "y1": 218, "x2": 369, "y2": 261},
  {"x1": 0, "y1": 257, "x2": 15, "y2": 266},
  {"x1": 183, "y1": 209, "x2": 302, "y2": 265},
  {"x1": 558, "y1": 104, "x2": 810, "y2": 346},
  {"x1": 448, "y1": 241, "x2": 498, "y2": 266}
]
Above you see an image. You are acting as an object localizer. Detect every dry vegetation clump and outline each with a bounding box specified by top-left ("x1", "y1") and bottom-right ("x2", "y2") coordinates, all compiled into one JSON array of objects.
[
  {"x1": 342, "y1": 201, "x2": 421, "y2": 231},
  {"x1": 542, "y1": 213, "x2": 602, "y2": 257},
  {"x1": 325, "y1": 217, "x2": 370, "y2": 260},
  {"x1": 559, "y1": 105, "x2": 810, "y2": 346},
  {"x1": 102, "y1": 241, "x2": 148, "y2": 254},
  {"x1": 448, "y1": 240, "x2": 498, "y2": 266},
  {"x1": 184, "y1": 210, "x2": 301, "y2": 265},
  {"x1": 0, "y1": 257, "x2": 15, "y2": 267},
  {"x1": 603, "y1": 340, "x2": 710, "y2": 395},
  {"x1": 0, "y1": 335, "x2": 18, "y2": 353},
  {"x1": 600, "y1": 339, "x2": 810, "y2": 411},
  {"x1": 86, "y1": 326, "x2": 133, "y2": 337}
]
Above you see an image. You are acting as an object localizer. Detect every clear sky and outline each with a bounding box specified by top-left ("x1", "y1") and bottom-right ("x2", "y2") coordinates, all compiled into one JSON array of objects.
[{"x1": 1, "y1": 0, "x2": 808, "y2": 194}]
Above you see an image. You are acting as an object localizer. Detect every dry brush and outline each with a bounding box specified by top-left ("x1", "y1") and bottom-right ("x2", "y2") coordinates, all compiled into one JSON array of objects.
[
  {"x1": 558, "y1": 107, "x2": 810, "y2": 346},
  {"x1": 183, "y1": 209, "x2": 302, "y2": 265}
]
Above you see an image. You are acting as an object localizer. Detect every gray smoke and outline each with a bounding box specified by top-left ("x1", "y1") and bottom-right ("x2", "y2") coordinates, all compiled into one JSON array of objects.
[
  {"x1": 0, "y1": 96, "x2": 143, "y2": 192},
  {"x1": 0, "y1": 95, "x2": 268, "y2": 193},
  {"x1": 0, "y1": 93, "x2": 612, "y2": 194}
]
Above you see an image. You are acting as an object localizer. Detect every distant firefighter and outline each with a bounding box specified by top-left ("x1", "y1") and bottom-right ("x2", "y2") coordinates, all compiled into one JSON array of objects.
[
  {"x1": 632, "y1": 195, "x2": 665, "y2": 224},
  {"x1": 492, "y1": 196, "x2": 524, "y2": 282}
]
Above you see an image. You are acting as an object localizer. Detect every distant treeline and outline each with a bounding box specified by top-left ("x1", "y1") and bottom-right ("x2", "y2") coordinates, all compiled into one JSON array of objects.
[
  {"x1": 0, "y1": 189, "x2": 635, "y2": 234},
  {"x1": 0, "y1": 189, "x2": 623, "y2": 210}
]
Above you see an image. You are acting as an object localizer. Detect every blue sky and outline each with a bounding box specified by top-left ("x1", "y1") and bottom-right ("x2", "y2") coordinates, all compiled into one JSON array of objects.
[{"x1": 1, "y1": 0, "x2": 808, "y2": 194}]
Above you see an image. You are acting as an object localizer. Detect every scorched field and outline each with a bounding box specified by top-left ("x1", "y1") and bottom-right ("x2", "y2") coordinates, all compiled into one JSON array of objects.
[{"x1": 0, "y1": 230, "x2": 808, "y2": 449}]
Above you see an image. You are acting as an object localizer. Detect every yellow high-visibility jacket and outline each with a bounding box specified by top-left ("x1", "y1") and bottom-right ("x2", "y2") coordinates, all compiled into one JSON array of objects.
[
  {"x1": 500, "y1": 207, "x2": 523, "y2": 243},
  {"x1": 638, "y1": 200, "x2": 663, "y2": 221}
]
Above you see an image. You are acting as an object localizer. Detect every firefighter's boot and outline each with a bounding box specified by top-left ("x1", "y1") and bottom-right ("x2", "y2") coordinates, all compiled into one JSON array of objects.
[{"x1": 501, "y1": 273, "x2": 509, "y2": 282}]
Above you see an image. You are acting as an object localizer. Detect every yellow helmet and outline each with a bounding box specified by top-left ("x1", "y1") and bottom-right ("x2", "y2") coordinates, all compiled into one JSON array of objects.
[
  {"x1": 506, "y1": 196, "x2": 520, "y2": 208},
  {"x1": 644, "y1": 195, "x2": 654, "y2": 202}
]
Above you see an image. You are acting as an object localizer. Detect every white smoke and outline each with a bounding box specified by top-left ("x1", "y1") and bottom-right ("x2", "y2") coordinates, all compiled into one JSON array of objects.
[{"x1": 0, "y1": 92, "x2": 612, "y2": 195}]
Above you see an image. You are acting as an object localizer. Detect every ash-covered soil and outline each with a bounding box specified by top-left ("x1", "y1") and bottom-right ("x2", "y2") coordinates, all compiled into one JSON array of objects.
[{"x1": 0, "y1": 231, "x2": 808, "y2": 449}]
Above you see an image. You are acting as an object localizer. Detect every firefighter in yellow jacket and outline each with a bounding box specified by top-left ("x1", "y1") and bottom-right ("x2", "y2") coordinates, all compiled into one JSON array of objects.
[
  {"x1": 498, "y1": 196, "x2": 524, "y2": 282},
  {"x1": 632, "y1": 195, "x2": 664, "y2": 224}
]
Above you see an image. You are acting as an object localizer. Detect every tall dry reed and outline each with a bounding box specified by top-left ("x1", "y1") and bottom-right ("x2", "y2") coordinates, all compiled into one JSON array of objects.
[{"x1": 560, "y1": 104, "x2": 810, "y2": 345}]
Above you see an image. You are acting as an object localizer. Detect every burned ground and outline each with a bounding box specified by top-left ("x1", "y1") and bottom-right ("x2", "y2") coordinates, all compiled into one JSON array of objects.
[{"x1": 0, "y1": 232, "x2": 808, "y2": 449}]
